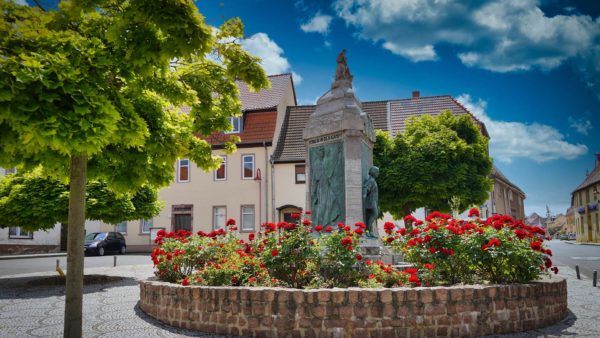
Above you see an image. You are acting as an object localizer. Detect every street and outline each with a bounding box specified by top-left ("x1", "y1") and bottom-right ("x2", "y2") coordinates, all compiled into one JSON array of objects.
[
  {"x1": 0, "y1": 254, "x2": 150, "y2": 277},
  {"x1": 546, "y1": 240, "x2": 600, "y2": 282}
]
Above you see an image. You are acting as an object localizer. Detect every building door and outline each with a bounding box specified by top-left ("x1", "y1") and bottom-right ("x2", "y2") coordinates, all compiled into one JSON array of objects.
[
  {"x1": 60, "y1": 223, "x2": 68, "y2": 251},
  {"x1": 589, "y1": 214, "x2": 594, "y2": 242},
  {"x1": 172, "y1": 205, "x2": 193, "y2": 232}
]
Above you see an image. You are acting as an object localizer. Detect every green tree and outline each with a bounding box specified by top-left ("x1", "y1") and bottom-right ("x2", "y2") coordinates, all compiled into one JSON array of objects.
[
  {"x1": 0, "y1": 170, "x2": 161, "y2": 230},
  {"x1": 374, "y1": 111, "x2": 493, "y2": 218},
  {"x1": 0, "y1": 1, "x2": 268, "y2": 336}
]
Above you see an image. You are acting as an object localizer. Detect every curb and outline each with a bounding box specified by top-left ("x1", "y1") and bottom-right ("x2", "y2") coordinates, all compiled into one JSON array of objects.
[
  {"x1": 564, "y1": 241, "x2": 600, "y2": 246},
  {"x1": 0, "y1": 253, "x2": 67, "y2": 260}
]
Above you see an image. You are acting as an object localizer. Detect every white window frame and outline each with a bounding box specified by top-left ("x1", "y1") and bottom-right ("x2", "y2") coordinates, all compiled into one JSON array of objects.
[
  {"x1": 116, "y1": 221, "x2": 127, "y2": 234},
  {"x1": 242, "y1": 154, "x2": 255, "y2": 180},
  {"x1": 213, "y1": 206, "x2": 226, "y2": 230},
  {"x1": 241, "y1": 205, "x2": 255, "y2": 232},
  {"x1": 177, "y1": 159, "x2": 190, "y2": 183},
  {"x1": 214, "y1": 156, "x2": 227, "y2": 181},
  {"x1": 8, "y1": 227, "x2": 33, "y2": 239},
  {"x1": 140, "y1": 219, "x2": 153, "y2": 234},
  {"x1": 225, "y1": 116, "x2": 242, "y2": 134}
]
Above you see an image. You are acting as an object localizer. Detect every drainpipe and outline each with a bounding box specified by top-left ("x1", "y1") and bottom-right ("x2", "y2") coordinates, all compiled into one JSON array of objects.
[
  {"x1": 263, "y1": 141, "x2": 269, "y2": 223},
  {"x1": 270, "y1": 155, "x2": 276, "y2": 222}
]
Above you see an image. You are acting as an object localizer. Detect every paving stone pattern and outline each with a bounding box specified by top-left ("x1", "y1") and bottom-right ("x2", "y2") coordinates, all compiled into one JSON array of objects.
[{"x1": 0, "y1": 264, "x2": 598, "y2": 338}]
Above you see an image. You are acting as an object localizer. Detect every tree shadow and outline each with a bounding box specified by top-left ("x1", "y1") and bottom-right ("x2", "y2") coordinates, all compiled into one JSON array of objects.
[
  {"x1": 0, "y1": 274, "x2": 140, "y2": 300},
  {"x1": 132, "y1": 302, "x2": 244, "y2": 337}
]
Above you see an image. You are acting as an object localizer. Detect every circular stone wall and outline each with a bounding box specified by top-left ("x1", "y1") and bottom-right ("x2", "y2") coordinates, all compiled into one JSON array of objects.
[{"x1": 139, "y1": 276, "x2": 567, "y2": 337}]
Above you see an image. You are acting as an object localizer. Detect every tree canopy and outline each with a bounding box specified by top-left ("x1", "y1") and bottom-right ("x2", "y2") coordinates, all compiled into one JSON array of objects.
[
  {"x1": 373, "y1": 111, "x2": 493, "y2": 218},
  {"x1": 0, "y1": 171, "x2": 162, "y2": 231},
  {"x1": 0, "y1": 0, "x2": 269, "y2": 189}
]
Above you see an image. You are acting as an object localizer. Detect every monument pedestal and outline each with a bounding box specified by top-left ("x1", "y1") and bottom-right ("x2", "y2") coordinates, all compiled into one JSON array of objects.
[{"x1": 359, "y1": 238, "x2": 405, "y2": 265}]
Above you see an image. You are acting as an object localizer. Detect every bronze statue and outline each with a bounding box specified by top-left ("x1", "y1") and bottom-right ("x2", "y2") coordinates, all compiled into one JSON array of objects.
[{"x1": 363, "y1": 166, "x2": 379, "y2": 237}]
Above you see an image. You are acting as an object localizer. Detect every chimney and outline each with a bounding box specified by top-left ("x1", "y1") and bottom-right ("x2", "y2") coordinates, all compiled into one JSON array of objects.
[
  {"x1": 596, "y1": 153, "x2": 600, "y2": 169},
  {"x1": 412, "y1": 90, "x2": 420, "y2": 98}
]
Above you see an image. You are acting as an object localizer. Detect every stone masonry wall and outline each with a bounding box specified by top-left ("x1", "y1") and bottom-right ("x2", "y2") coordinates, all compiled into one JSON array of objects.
[{"x1": 139, "y1": 276, "x2": 567, "y2": 338}]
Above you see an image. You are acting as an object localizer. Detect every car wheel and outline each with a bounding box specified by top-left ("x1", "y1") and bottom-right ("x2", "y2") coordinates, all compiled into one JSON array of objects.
[
  {"x1": 97, "y1": 246, "x2": 105, "y2": 256},
  {"x1": 119, "y1": 246, "x2": 126, "y2": 255}
]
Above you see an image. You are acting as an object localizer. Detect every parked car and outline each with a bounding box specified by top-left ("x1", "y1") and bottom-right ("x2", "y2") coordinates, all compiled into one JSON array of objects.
[
  {"x1": 84, "y1": 232, "x2": 126, "y2": 256},
  {"x1": 559, "y1": 233, "x2": 569, "y2": 240},
  {"x1": 568, "y1": 233, "x2": 576, "y2": 240}
]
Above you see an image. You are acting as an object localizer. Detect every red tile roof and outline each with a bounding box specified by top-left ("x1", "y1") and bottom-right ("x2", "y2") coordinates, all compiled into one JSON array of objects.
[{"x1": 205, "y1": 110, "x2": 278, "y2": 146}]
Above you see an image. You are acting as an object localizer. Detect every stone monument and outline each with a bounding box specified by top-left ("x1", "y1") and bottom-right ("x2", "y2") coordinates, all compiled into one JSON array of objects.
[{"x1": 303, "y1": 50, "x2": 376, "y2": 229}]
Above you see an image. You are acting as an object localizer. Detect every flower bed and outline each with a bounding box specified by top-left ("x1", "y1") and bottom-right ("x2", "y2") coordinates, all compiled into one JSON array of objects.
[
  {"x1": 140, "y1": 211, "x2": 567, "y2": 336},
  {"x1": 149, "y1": 210, "x2": 558, "y2": 289}
]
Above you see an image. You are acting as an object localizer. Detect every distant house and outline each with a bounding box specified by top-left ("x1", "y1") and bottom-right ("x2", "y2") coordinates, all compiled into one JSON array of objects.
[
  {"x1": 485, "y1": 166, "x2": 526, "y2": 220},
  {"x1": 571, "y1": 154, "x2": 600, "y2": 243}
]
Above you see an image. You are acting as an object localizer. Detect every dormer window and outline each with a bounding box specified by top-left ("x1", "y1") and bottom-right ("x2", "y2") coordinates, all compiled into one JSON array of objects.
[{"x1": 225, "y1": 116, "x2": 242, "y2": 134}]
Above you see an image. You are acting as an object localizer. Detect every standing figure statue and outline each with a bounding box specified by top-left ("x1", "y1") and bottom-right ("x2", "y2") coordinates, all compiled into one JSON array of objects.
[
  {"x1": 363, "y1": 166, "x2": 380, "y2": 238},
  {"x1": 333, "y1": 49, "x2": 353, "y2": 88}
]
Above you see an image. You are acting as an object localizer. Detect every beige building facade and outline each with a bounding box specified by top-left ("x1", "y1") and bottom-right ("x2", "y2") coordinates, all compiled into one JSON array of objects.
[{"x1": 572, "y1": 154, "x2": 600, "y2": 243}]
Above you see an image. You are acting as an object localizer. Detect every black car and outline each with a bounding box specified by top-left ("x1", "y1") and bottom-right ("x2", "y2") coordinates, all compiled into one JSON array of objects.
[{"x1": 84, "y1": 232, "x2": 126, "y2": 256}]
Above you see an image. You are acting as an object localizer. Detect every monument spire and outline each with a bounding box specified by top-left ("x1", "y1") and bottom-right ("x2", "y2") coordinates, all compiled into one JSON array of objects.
[{"x1": 332, "y1": 49, "x2": 353, "y2": 89}]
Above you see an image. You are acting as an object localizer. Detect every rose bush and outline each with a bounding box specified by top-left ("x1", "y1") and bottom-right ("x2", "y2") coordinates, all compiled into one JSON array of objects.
[
  {"x1": 151, "y1": 212, "x2": 427, "y2": 288},
  {"x1": 151, "y1": 210, "x2": 557, "y2": 288},
  {"x1": 385, "y1": 209, "x2": 557, "y2": 285}
]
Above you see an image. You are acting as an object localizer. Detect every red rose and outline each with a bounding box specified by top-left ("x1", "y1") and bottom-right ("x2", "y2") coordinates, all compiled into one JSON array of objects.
[
  {"x1": 403, "y1": 215, "x2": 417, "y2": 223},
  {"x1": 305, "y1": 211, "x2": 312, "y2": 215},
  {"x1": 386, "y1": 237, "x2": 394, "y2": 243},
  {"x1": 302, "y1": 220, "x2": 311, "y2": 226},
  {"x1": 324, "y1": 226, "x2": 333, "y2": 232},
  {"x1": 315, "y1": 225, "x2": 323, "y2": 232},
  {"x1": 545, "y1": 249, "x2": 552, "y2": 256},
  {"x1": 423, "y1": 263, "x2": 434, "y2": 270},
  {"x1": 291, "y1": 213, "x2": 301, "y2": 219},
  {"x1": 530, "y1": 241, "x2": 542, "y2": 251},
  {"x1": 271, "y1": 249, "x2": 279, "y2": 257},
  {"x1": 226, "y1": 218, "x2": 236, "y2": 226},
  {"x1": 468, "y1": 208, "x2": 480, "y2": 218},
  {"x1": 428, "y1": 247, "x2": 436, "y2": 254},
  {"x1": 354, "y1": 228, "x2": 364, "y2": 236},
  {"x1": 249, "y1": 233, "x2": 255, "y2": 241},
  {"x1": 340, "y1": 236, "x2": 353, "y2": 246},
  {"x1": 355, "y1": 254, "x2": 363, "y2": 261},
  {"x1": 404, "y1": 267, "x2": 418, "y2": 274},
  {"x1": 181, "y1": 278, "x2": 190, "y2": 286},
  {"x1": 355, "y1": 222, "x2": 366, "y2": 229}
]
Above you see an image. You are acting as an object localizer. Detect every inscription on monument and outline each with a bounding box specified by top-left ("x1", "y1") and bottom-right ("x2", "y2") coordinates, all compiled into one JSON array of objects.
[{"x1": 308, "y1": 133, "x2": 342, "y2": 145}]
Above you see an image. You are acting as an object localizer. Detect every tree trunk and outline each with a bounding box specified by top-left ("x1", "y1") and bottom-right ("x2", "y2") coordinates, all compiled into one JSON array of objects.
[{"x1": 63, "y1": 154, "x2": 87, "y2": 338}]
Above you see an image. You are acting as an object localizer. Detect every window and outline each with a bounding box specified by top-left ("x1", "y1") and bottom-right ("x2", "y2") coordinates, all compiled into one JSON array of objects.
[
  {"x1": 295, "y1": 165, "x2": 306, "y2": 184},
  {"x1": 177, "y1": 159, "x2": 190, "y2": 182},
  {"x1": 241, "y1": 205, "x2": 255, "y2": 232},
  {"x1": 213, "y1": 206, "x2": 226, "y2": 230},
  {"x1": 8, "y1": 227, "x2": 33, "y2": 239},
  {"x1": 116, "y1": 221, "x2": 127, "y2": 234},
  {"x1": 214, "y1": 156, "x2": 227, "y2": 181},
  {"x1": 141, "y1": 219, "x2": 153, "y2": 234},
  {"x1": 242, "y1": 155, "x2": 255, "y2": 179},
  {"x1": 225, "y1": 116, "x2": 242, "y2": 134},
  {"x1": 172, "y1": 205, "x2": 193, "y2": 232}
]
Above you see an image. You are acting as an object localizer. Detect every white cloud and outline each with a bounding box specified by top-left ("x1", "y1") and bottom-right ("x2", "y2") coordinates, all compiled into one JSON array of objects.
[
  {"x1": 11, "y1": 0, "x2": 27, "y2": 5},
  {"x1": 334, "y1": 0, "x2": 600, "y2": 75},
  {"x1": 300, "y1": 12, "x2": 333, "y2": 34},
  {"x1": 457, "y1": 94, "x2": 588, "y2": 163},
  {"x1": 240, "y1": 33, "x2": 303, "y2": 85},
  {"x1": 568, "y1": 117, "x2": 593, "y2": 135}
]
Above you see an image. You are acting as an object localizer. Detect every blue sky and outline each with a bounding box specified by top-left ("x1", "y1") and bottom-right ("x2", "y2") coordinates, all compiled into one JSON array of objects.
[
  {"x1": 195, "y1": 0, "x2": 600, "y2": 217},
  {"x1": 16, "y1": 0, "x2": 599, "y2": 217}
]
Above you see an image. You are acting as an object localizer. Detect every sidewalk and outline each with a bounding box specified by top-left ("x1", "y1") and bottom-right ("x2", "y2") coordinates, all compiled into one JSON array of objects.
[
  {"x1": 0, "y1": 264, "x2": 599, "y2": 337},
  {"x1": 564, "y1": 240, "x2": 600, "y2": 247}
]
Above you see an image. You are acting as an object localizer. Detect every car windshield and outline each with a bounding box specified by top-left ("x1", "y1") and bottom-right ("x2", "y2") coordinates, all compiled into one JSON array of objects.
[{"x1": 85, "y1": 233, "x2": 106, "y2": 241}]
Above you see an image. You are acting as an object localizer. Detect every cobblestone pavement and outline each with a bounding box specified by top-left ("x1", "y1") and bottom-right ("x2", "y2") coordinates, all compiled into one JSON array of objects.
[{"x1": 0, "y1": 264, "x2": 598, "y2": 338}]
